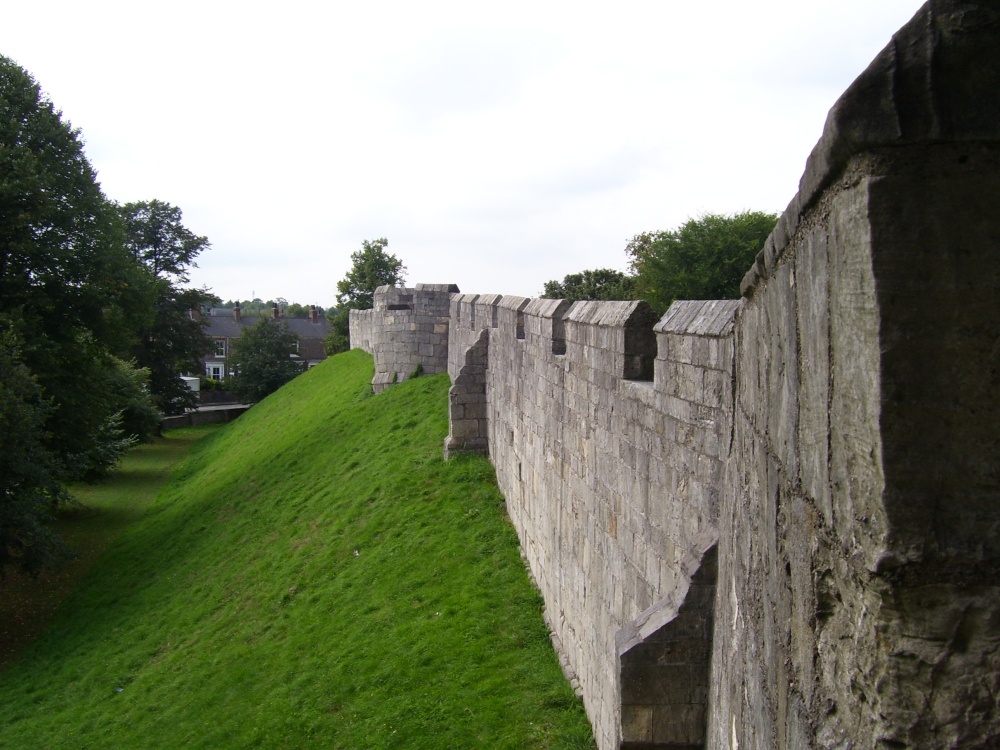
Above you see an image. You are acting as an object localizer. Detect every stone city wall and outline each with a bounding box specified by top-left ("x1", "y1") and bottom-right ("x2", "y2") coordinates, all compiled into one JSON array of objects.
[
  {"x1": 349, "y1": 2, "x2": 1000, "y2": 747},
  {"x1": 361, "y1": 288, "x2": 738, "y2": 748}
]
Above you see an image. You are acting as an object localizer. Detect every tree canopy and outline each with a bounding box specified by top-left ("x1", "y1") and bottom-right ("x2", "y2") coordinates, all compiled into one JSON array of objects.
[
  {"x1": 626, "y1": 211, "x2": 777, "y2": 314},
  {"x1": 0, "y1": 56, "x2": 157, "y2": 474},
  {"x1": 0, "y1": 57, "x2": 175, "y2": 572},
  {"x1": 227, "y1": 318, "x2": 304, "y2": 403},
  {"x1": 120, "y1": 199, "x2": 209, "y2": 282},
  {"x1": 541, "y1": 268, "x2": 636, "y2": 302},
  {"x1": 538, "y1": 212, "x2": 776, "y2": 318},
  {"x1": 120, "y1": 200, "x2": 216, "y2": 415},
  {"x1": 336, "y1": 238, "x2": 406, "y2": 310},
  {"x1": 327, "y1": 238, "x2": 406, "y2": 354},
  {"x1": 221, "y1": 300, "x2": 324, "y2": 319},
  {"x1": 0, "y1": 330, "x2": 69, "y2": 574}
]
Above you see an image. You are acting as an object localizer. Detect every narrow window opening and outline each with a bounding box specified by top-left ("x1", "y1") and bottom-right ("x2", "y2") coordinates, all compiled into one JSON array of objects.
[
  {"x1": 552, "y1": 315, "x2": 567, "y2": 356},
  {"x1": 623, "y1": 323, "x2": 656, "y2": 381}
]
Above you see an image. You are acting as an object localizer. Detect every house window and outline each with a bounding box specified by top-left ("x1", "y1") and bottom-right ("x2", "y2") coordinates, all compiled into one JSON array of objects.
[
  {"x1": 291, "y1": 339, "x2": 300, "y2": 355},
  {"x1": 205, "y1": 363, "x2": 225, "y2": 380},
  {"x1": 214, "y1": 338, "x2": 226, "y2": 357}
]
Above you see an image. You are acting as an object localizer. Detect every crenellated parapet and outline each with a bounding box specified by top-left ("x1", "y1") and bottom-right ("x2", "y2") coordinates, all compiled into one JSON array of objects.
[{"x1": 434, "y1": 289, "x2": 739, "y2": 749}]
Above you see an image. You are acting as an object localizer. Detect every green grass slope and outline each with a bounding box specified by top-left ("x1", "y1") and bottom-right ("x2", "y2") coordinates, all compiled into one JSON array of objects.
[{"x1": 0, "y1": 350, "x2": 594, "y2": 749}]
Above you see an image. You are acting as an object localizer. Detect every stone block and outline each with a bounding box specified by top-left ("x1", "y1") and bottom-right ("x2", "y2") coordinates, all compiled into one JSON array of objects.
[
  {"x1": 652, "y1": 704, "x2": 705, "y2": 745},
  {"x1": 796, "y1": 221, "x2": 832, "y2": 524}
]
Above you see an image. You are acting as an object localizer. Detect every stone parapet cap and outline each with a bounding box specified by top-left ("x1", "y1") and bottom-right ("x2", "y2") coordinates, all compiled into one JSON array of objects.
[
  {"x1": 654, "y1": 300, "x2": 741, "y2": 337},
  {"x1": 473, "y1": 293, "x2": 503, "y2": 306},
  {"x1": 524, "y1": 297, "x2": 573, "y2": 319},
  {"x1": 374, "y1": 284, "x2": 405, "y2": 294},
  {"x1": 565, "y1": 300, "x2": 656, "y2": 328},
  {"x1": 414, "y1": 283, "x2": 460, "y2": 293},
  {"x1": 497, "y1": 295, "x2": 531, "y2": 312}
]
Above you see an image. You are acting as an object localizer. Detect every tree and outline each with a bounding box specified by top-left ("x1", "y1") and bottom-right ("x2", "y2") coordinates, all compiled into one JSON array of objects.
[
  {"x1": 626, "y1": 211, "x2": 777, "y2": 314},
  {"x1": 127, "y1": 277, "x2": 216, "y2": 416},
  {"x1": 336, "y1": 238, "x2": 406, "y2": 310},
  {"x1": 120, "y1": 199, "x2": 209, "y2": 282},
  {"x1": 103, "y1": 356, "x2": 162, "y2": 453},
  {"x1": 0, "y1": 329, "x2": 70, "y2": 575},
  {"x1": 541, "y1": 268, "x2": 636, "y2": 302},
  {"x1": 119, "y1": 200, "x2": 216, "y2": 414},
  {"x1": 326, "y1": 238, "x2": 406, "y2": 354},
  {"x1": 227, "y1": 318, "x2": 305, "y2": 403},
  {"x1": 223, "y1": 300, "x2": 323, "y2": 319},
  {"x1": 0, "y1": 56, "x2": 154, "y2": 478}
]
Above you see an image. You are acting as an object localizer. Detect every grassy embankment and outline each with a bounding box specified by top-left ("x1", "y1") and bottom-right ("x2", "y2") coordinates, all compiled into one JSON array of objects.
[{"x1": 0, "y1": 349, "x2": 594, "y2": 749}]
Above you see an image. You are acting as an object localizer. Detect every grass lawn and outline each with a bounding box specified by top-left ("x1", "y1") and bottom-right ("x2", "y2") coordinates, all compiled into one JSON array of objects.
[
  {"x1": 0, "y1": 425, "x2": 218, "y2": 671},
  {"x1": 0, "y1": 350, "x2": 595, "y2": 749}
]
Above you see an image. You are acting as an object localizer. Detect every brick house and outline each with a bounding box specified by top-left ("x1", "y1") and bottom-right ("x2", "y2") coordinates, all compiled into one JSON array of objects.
[{"x1": 201, "y1": 303, "x2": 331, "y2": 380}]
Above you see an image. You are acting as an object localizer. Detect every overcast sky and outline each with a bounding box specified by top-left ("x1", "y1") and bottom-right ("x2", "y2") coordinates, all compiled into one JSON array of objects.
[{"x1": 3, "y1": 1, "x2": 924, "y2": 306}]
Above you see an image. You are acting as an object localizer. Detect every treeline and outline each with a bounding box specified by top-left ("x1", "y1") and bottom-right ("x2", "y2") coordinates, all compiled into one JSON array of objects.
[
  {"x1": 542, "y1": 211, "x2": 778, "y2": 313},
  {"x1": 1, "y1": 57, "x2": 216, "y2": 573},
  {"x1": 218, "y1": 299, "x2": 326, "y2": 318}
]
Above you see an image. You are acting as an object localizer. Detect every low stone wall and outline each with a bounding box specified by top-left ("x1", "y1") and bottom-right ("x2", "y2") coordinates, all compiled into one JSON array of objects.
[
  {"x1": 199, "y1": 391, "x2": 238, "y2": 406},
  {"x1": 160, "y1": 405, "x2": 250, "y2": 430}
]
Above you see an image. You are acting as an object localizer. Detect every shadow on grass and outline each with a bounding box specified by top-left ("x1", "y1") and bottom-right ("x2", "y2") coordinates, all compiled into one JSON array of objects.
[{"x1": 0, "y1": 426, "x2": 222, "y2": 672}]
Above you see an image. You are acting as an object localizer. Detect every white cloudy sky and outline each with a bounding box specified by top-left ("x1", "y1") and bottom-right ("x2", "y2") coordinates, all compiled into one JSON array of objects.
[{"x1": 3, "y1": 1, "x2": 923, "y2": 306}]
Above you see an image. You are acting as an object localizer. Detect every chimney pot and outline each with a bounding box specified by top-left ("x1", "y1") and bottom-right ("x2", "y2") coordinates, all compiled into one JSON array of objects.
[{"x1": 234, "y1": 303, "x2": 241, "y2": 322}]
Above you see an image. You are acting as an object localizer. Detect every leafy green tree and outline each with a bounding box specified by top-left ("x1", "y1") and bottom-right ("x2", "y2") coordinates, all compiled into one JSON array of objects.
[
  {"x1": 336, "y1": 238, "x2": 407, "y2": 310},
  {"x1": 227, "y1": 318, "x2": 305, "y2": 403},
  {"x1": 326, "y1": 238, "x2": 406, "y2": 354},
  {"x1": 120, "y1": 199, "x2": 209, "y2": 282},
  {"x1": 0, "y1": 56, "x2": 153, "y2": 479},
  {"x1": 120, "y1": 200, "x2": 216, "y2": 414},
  {"x1": 223, "y1": 300, "x2": 323, "y2": 319},
  {"x1": 142, "y1": 282, "x2": 217, "y2": 415},
  {"x1": 626, "y1": 211, "x2": 777, "y2": 314},
  {"x1": 0, "y1": 329, "x2": 70, "y2": 575},
  {"x1": 104, "y1": 356, "x2": 162, "y2": 448},
  {"x1": 541, "y1": 268, "x2": 636, "y2": 302},
  {"x1": 324, "y1": 308, "x2": 352, "y2": 356}
]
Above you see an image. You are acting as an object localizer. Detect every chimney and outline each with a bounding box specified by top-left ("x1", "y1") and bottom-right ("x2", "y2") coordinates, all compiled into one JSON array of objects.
[
  {"x1": 189, "y1": 307, "x2": 201, "y2": 321},
  {"x1": 271, "y1": 303, "x2": 280, "y2": 319},
  {"x1": 233, "y1": 303, "x2": 241, "y2": 323},
  {"x1": 309, "y1": 305, "x2": 318, "y2": 323}
]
